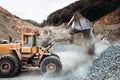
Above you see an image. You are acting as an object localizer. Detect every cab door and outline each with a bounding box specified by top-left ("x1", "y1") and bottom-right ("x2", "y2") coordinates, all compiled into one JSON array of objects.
[{"x1": 31, "y1": 35, "x2": 39, "y2": 54}]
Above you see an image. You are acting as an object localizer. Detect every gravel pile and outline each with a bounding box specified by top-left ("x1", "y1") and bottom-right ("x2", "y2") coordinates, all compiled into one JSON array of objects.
[{"x1": 85, "y1": 44, "x2": 120, "y2": 80}]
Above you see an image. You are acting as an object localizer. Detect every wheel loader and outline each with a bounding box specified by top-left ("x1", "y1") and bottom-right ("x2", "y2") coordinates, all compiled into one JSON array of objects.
[{"x1": 0, "y1": 33, "x2": 62, "y2": 77}]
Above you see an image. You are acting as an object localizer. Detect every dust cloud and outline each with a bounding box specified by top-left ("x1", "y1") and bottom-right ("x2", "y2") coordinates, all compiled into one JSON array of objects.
[{"x1": 52, "y1": 43, "x2": 93, "y2": 80}]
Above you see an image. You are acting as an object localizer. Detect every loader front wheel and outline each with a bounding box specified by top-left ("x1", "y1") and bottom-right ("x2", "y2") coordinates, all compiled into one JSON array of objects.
[
  {"x1": 0, "y1": 55, "x2": 19, "y2": 77},
  {"x1": 40, "y1": 56, "x2": 62, "y2": 76}
]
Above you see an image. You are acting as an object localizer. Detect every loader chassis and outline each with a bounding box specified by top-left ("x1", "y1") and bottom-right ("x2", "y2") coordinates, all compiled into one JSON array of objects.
[{"x1": 0, "y1": 33, "x2": 62, "y2": 77}]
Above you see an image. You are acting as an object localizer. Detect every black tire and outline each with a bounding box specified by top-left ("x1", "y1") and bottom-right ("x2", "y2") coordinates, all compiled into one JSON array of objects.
[
  {"x1": 40, "y1": 56, "x2": 62, "y2": 76},
  {"x1": 0, "y1": 55, "x2": 19, "y2": 77}
]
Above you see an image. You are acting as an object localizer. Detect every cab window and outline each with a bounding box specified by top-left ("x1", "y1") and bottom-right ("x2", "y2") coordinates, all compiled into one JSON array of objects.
[
  {"x1": 24, "y1": 35, "x2": 32, "y2": 47},
  {"x1": 33, "y1": 35, "x2": 39, "y2": 46}
]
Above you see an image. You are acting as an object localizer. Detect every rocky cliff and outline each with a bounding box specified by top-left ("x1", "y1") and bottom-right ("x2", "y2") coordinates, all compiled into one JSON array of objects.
[{"x1": 0, "y1": 7, "x2": 39, "y2": 41}]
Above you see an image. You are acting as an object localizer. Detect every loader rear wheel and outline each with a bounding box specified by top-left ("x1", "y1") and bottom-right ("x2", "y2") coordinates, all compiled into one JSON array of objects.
[
  {"x1": 0, "y1": 55, "x2": 19, "y2": 77},
  {"x1": 40, "y1": 56, "x2": 62, "y2": 76}
]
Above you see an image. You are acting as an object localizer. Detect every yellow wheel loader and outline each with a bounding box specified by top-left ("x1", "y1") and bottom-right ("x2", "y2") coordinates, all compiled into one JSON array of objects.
[{"x1": 0, "y1": 33, "x2": 62, "y2": 77}]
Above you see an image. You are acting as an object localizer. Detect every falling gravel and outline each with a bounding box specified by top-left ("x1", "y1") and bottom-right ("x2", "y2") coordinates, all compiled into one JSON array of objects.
[{"x1": 85, "y1": 44, "x2": 120, "y2": 80}]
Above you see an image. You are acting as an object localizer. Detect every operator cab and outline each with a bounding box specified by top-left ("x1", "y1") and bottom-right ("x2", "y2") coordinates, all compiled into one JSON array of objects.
[
  {"x1": 22, "y1": 33, "x2": 39, "y2": 47},
  {"x1": 21, "y1": 33, "x2": 40, "y2": 54}
]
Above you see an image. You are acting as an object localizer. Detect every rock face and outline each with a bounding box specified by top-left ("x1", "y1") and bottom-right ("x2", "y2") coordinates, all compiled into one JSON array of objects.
[
  {"x1": 93, "y1": 7, "x2": 120, "y2": 42},
  {"x1": 0, "y1": 7, "x2": 39, "y2": 41},
  {"x1": 94, "y1": 7, "x2": 120, "y2": 25},
  {"x1": 85, "y1": 45, "x2": 120, "y2": 80},
  {"x1": 93, "y1": 24, "x2": 120, "y2": 42}
]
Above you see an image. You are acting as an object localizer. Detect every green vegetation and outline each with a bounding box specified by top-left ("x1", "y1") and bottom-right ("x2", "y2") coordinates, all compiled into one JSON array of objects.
[{"x1": 41, "y1": 0, "x2": 120, "y2": 26}]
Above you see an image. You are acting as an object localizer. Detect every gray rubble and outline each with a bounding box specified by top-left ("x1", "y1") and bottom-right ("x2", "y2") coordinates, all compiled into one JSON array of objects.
[{"x1": 85, "y1": 44, "x2": 120, "y2": 80}]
